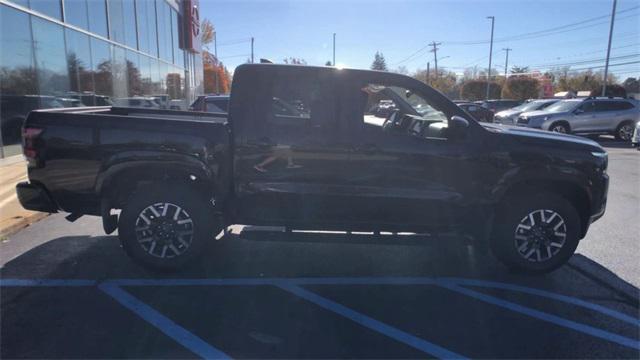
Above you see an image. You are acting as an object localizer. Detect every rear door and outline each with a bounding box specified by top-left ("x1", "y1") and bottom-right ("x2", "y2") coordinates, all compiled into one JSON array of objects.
[
  {"x1": 233, "y1": 67, "x2": 352, "y2": 225},
  {"x1": 571, "y1": 100, "x2": 596, "y2": 132}
]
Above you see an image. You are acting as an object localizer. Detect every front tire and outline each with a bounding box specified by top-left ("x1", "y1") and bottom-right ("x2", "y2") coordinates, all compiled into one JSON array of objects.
[
  {"x1": 491, "y1": 192, "x2": 581, "y2": 274},
  {"x1": 118, "y1": 184, "x2": 220, "y2": 270},
  {"x1": 614, "y1": 121, "x2": 634, "y2": 141},
  {"x1": 549, "y1": 122, "x2": 570, "y2": 134}
]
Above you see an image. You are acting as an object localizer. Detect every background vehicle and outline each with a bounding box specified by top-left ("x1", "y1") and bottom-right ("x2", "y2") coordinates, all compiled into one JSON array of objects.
[
  {"x1": 112, "y1": 97, "x2": 162, "y2": 109},
  {"x1": 457, "y1": 102, "x2": 494, "y2": 122},
  {"x1": 190, "y1": 95, "x2": 229, "y2": 113},
  {"x1": 494, "y1": 99, "x2": 559, "y2": 125},
  {"x1": 516, "y1": 97, "x2": 640, "y2": 141},
  {"x1": 1, "y1": 95, "x2": 63, "y2": 144},
  {"x1": 480, "y1": 99, "x2": 522, "y2": 113},
  {"x1": 17, "y1": 64, "x2": 608, "y2": 274},
  {"x1": 632, "y1": 121, "x2": 640, "y2": 148}
]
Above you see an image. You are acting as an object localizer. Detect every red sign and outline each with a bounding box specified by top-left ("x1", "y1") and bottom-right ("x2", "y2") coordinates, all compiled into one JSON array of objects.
[{"x1": 182, "y1": 0, "x2": 201, "y2": 52}]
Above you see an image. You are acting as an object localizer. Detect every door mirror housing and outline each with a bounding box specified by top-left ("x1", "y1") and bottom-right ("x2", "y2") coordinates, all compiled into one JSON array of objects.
[
  {"x1": 573, "y1": 108, "x2": 584, "y2": 115},
  {"x1": 448, "y1": 116, "x2": 469, "y2": 139}
]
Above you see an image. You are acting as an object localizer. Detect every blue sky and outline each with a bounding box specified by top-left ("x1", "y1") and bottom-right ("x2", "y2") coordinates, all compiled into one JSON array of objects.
[{"x1": 201, "y1": 0, "x2": 640, "y2": 79}]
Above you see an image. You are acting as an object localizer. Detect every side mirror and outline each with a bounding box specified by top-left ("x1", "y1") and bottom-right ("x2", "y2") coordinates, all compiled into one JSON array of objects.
[
  {"x1": 574, "y1": 108, "x2": 584, "y2": 115},
  {"x1": 449, "y1": 116, "x2": 469, "y2": 138}
]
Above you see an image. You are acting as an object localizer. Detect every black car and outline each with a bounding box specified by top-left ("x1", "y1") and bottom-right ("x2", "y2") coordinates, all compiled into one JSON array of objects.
[
  {"x1": 17, "y1": 64, "x2": 608, "y2": 274},
  {"x1": 457, "y1": 102, "x2": 494, "y2": 122},
  {"x1": 480, "y1": 99, "x2": 523, "y2": 113}
]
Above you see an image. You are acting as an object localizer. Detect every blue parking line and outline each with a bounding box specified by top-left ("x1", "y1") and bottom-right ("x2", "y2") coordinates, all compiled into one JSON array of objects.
[
  {"x1": 443, "y1": 277, "x2": 640, "y2": 327},
  {"x1": 0, "y1": 279, "x2": 95, "y2": 286},
  {"x1": 276, "y1": 282, "x2": 468, "y2": 359},
  {"x1": 98, "y1": 282, "x2": 231, "y2": 360},
  {"x1": 437, "y1": 280, "x2": 640, "y2": 351}
]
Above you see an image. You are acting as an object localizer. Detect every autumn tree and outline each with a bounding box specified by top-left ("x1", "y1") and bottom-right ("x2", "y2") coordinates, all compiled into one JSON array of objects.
[
  {"x1": 510, "y1": 66, "x2": 529, "y2": 74},
  {"x1": 371, "y1": 52, "x2": 388, "y2": 71},
  {"x1": 501, "y1": 77, "x2": 540, "y2": 100},
  {"x1": 283, "y1": 57, "x2": 307, "y2": 65},
  {"x1": 461, "y1": 80, "x2": 501, "y2": 101},
  {"x1": 200, "y1": 18, "x2": 231, "y2": 94}
]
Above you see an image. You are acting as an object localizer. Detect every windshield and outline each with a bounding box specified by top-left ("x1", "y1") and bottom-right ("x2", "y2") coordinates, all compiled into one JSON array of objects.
[
  {"x1": 388, "y1": 86, "x2": 446, "y2": 120},
  {"x1": 545, "y1": 100, "x2": 581, "y2": 113},
  {"x1": 511, "y1": 101, "x2": 547, "y2": 112}
]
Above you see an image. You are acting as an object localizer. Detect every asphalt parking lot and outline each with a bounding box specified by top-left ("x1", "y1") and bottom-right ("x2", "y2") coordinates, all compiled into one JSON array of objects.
[{"x1": 1, "y1": 138, "x2": 639, "y2": 359}]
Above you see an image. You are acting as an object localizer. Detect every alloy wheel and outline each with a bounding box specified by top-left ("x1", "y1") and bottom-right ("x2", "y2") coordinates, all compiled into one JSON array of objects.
[
  {"x1": 134, "y1": 202, "x2": 194, "y2": 259},
  {"x1": 514, "y1": 209, "x2": 567, "y2": 262},
  {"x1": 619, "y1": 124, "x2": 633, "y2": 141},
  {"x1": 551, "y1": 125, "x2": 567, "y2": 133}
]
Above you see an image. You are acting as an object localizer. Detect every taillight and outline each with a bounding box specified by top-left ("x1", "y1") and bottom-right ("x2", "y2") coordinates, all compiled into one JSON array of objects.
[{"x1": 22, "y1": 127, "x2": 43, "y2": 160}]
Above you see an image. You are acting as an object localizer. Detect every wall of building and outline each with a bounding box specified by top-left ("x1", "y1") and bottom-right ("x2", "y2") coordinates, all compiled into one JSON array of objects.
[{"x1": 0, "y1": 0, "x2": 203, "y2": 147}]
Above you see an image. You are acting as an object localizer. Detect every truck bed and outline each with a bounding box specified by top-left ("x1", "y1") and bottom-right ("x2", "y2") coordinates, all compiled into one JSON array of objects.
[{"x1": 22, "y1": 106, "x2": 231, "y2": 215}]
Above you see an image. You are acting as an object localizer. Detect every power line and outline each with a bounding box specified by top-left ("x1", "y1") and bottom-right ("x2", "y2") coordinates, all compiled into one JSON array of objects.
[
  {"x1": 568, "y1": 60, "x2": 640, "y2": 71},
  {"x1": 529, "y1": 53, "x2": 640, "y2": 68}
]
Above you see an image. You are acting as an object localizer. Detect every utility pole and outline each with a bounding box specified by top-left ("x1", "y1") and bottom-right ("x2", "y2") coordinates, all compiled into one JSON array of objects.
[
  {"x1": 602, "y1": 0, "x2": 617, "y2": 96},
  {"x1": 486, "y1": 16, "x2": 495, "y2": 100},
  {"x1": 332, "y1": 33, "x2": 336, "y2": 66},
  {"x1": 214, "y1": 31, "x2": 219, "y2": 94},
  {"x1": 426, "y1": 62, "x2": 430, "y2": 84},
  {"x1": 251, "y1": 37, "x2": 254, "y2": 63},
  {"x1": 429, "y1": 41, "x2": 441, "y2": 79},
  {"x1": 502, "y1": 47, "x2": 511, "y2": 79}
]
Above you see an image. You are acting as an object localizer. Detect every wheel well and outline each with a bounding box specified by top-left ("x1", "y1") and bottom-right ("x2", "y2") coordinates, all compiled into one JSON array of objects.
[
  {"x1": 498, "y1": 180, "x2": 591, "y2": 238},
  {"x1": 549, "y1": 120, "x2": 571, "y2": 131},
  {"x1": 102, "y1": 168, "x2": 215, "y2": 210}
]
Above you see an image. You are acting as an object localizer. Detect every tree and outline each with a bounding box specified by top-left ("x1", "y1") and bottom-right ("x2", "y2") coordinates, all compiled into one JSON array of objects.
[
  {"x1": 414, "y1": 68, "x2": 459, "y2": 99},
  {"x1": 460, "y1": 80, "x2": 501, "y2": 101},
  {"x1": 622, "y1": 77, "x2": 639, "y2": 93},
  {"x1": 510, "y1": 66, "x2": 529, "y2": 74},
  {"x1": 325, "y1": 61, "x2": 332, "y2": 66},
  {"x1": 370, "y1": 51, "x2": 388, "y2": 71},
  {"x1": 201, "y1": 19, "x2": 214, "y2": 50},
  {"x1": 203, "y1": 51, "x2": 231, "y2": 94},
  {"x1": 589, "y1": 84, "x2": 626, "y2": 98},
  {"x1": 394, "y1": 65, "x2": 409, "y2": 75},
  {"x1": 501, "y1": 77, "x2": 540, "y2": 100}
]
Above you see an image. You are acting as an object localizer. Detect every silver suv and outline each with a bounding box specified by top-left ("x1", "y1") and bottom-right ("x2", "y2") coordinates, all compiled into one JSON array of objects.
[{"x1": 516, "y1": 97, "x2": 640, "y2": 141}]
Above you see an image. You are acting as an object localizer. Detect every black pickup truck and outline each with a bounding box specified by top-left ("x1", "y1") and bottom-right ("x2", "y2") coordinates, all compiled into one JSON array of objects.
[{"x1": 17, "y1": 64, "x2": 609, "y2": 273}]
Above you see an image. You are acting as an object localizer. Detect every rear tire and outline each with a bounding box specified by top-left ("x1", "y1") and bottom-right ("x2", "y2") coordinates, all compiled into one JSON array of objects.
[
  {"x1": 549, "y1": 122, "x2": 570, "y2": 134},
  {"x1": 490, "y1": 192, "x2": 581, "y2": 274},
  {"x1": 614, "y1": 121, "x2": 634, "y2": 141},
  {"x1": 118, "y1": 184, "x2": 220, "y2": 270}
]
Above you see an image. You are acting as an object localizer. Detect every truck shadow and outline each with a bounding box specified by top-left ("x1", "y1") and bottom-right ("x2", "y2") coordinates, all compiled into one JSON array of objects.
[{"x1": 1, "y1": 228, "x2": 638, "y2": 307}]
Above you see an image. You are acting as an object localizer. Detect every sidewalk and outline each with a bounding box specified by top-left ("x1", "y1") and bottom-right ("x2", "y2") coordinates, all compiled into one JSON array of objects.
[{"x1": 0, "y1": 155, "x2": 48, "y2": 238}]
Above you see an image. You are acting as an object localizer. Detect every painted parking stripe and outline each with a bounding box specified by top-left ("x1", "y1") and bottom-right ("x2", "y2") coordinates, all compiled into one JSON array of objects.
[
  {"x1": 0, "y1": 279, "x2": 95, "y2": 286},
  {"x1": 276, "y1": 282, "x2": 467, "y2": 359},
  {"x1": 443, "y1": 277, "x2": 640, "y2": 327},
  {"x1": 437, "y1": 281, "x2": 640, "y2": 350},
  {"x1": 98, "y1": 283, "x2": 231, "y2": 360}
]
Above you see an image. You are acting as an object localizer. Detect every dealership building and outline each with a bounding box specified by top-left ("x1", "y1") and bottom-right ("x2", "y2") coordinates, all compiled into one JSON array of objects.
[{"x1": 0, "y1": 0, "x2": 204, "y2": 147}]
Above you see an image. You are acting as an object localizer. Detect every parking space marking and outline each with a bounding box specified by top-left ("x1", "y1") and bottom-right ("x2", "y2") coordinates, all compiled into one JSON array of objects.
[
  {"x1": 443, "y1": 277, "x2": 640, "y2": 327},
  {"x1": 276, "y1": 282, "x2": 467, "y2": 359},
  {"x1": 98, "y1": 283, "x2": 231, "y2": 360},
  {"x1": 437, "y1": 281, "x2": 640, "y2": 350},
  {"x1": 3, "y1": 276, "x2": 638, "y2": 354}
]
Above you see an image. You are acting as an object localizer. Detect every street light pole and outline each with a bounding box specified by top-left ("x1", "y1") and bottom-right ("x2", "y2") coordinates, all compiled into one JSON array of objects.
[
  {"x1": 251, "y1": 37, "x2": 254, "y2": 63},
  {"x1": 502, "y1": 48, "x2": 511, "y2": 79},
  {"x1": 214, "y1": 31, "x2": 219, "y2": 94},
  {"x1": 486, "y1": 16, "x2": 495, "y2": 100},
  {"x1": 332, "y1": 33, "x2": 336, "y2": 66},
  {"x1": 602, "y1": 0, "x2": 617, "y2": 96}
]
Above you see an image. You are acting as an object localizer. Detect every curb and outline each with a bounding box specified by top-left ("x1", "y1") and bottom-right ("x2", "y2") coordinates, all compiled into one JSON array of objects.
[
  {"x1": 0, "y1": 212, "x2": 49, "y2": 238},
  {"x1": 568, "y1": 255, "x2": 639, "y2": 308}
]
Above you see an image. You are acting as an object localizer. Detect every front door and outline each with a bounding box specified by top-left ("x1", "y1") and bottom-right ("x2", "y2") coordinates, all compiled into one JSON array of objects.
[
  {"x1": 342, "y1": 79, "x2": 480, "y2": 231},
  {"x1": 233, "y1": 68, "x2": 352, "y2": 226}
]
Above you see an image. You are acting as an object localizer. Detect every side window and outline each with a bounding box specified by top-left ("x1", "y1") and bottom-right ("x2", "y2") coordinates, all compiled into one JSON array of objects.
[
  {"x1": 467, "y1": 105, "x2": 478, "y2": 112},
  {"x1": 579, "y1": 101, "x2": 595, "y2": 113},
  {"x1": 361, "y1": 83, "x2": 448, "y2": 139},
  {"x1": 593, "y1": 101, "x2": 612, "y2": 112},
  {"x1": 256, "y1": 72, "x2": 335, "y2": 143},
  {"x1": 205, "y1": 100, "x2": 225, "y2": 113},
  {"x1": 612, "y1": 101, "x2": 634, "y2": 110}
]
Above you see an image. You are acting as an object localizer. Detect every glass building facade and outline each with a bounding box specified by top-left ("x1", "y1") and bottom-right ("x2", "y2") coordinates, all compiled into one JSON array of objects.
[{"x1": 0, "y1": 0, "x2": 203, "y2": 146}]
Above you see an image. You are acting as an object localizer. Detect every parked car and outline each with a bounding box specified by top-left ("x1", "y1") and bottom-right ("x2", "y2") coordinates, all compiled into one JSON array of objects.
[
  {"x1": 632, "y1": 121, "x2": 640, "y2": 148},
  {"x1": 494, "y1": 99, "x2": 559, "y2": 125},
  {"x1": 190, "y1": 95, "x2": 229, "y2": 113},
  {"x1": 516, "y1": 97, "x2": 640, "y2": 141},
  {"x1": 457, "y1": 102, "x2": 494, "y2": 122},
  {"x1": 17, "y1": 64, "x2": 609, "y2": 274},
  {"x1": 480, "y1": 99, "x2": 522, "y2": 113},
  {"x1": 112, "y1": 97, "x2": 162, "y2": 109},
  {"x1": 374, "y1": 99, "x2": 397, "y2": 117},
  {"x1": 1, "y1": 95, "x2": 63, "y2": 144}
]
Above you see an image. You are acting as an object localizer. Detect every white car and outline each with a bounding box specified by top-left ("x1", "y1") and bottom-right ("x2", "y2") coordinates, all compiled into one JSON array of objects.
[{"x1": 632, "y1": 121, "x2": 640, "y2": 148}]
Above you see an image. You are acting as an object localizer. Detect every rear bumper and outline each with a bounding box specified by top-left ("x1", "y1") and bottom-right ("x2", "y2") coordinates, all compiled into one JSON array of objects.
[{"x1": 16, "y1": 182, "x2": 58, "y2": 213}]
